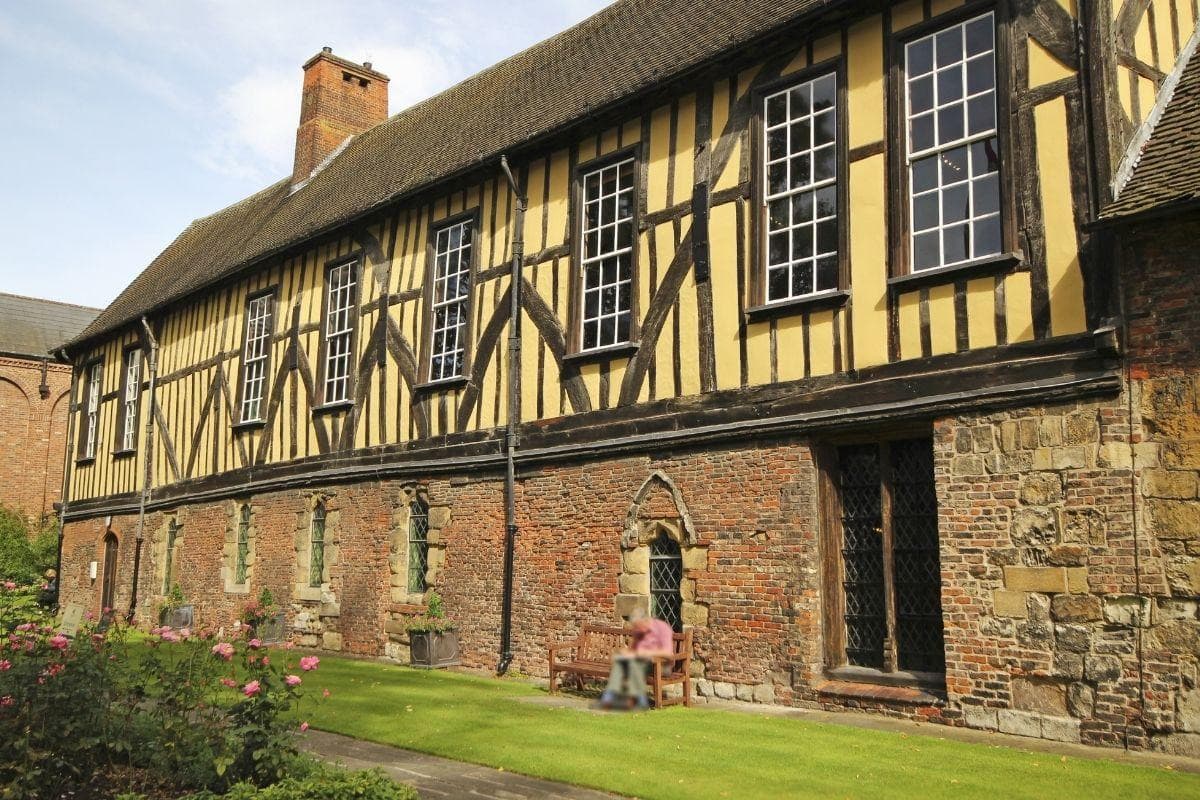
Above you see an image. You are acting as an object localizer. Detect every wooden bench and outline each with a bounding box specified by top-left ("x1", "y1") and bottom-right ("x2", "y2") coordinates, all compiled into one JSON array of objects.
[{"x1": 547, "y1": 623, "x2": 693, "y2": 708}]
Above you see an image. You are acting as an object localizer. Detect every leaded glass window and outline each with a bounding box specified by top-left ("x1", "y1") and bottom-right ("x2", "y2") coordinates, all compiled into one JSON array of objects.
[
  {"x1": 322, "y1": 261, "x2": 357, "y2": 404},
  {"x1": 235, "y1": 504, "x2": 251, "y2": 585},
  {"x1": 82, "y1": 361, "x2": 101, "y2": 460},
  {"x1": 163, "y1": 519, "x2": 179, "y2": 595},
  {"x1": 763, "y1": 72, "x2": 839, "y2": 302},
  {"x1": 309, "y1": 502, "x2": 326, "y2": 588},
  {"x1": 649, "y1": 532, "x2": 683, "y2": 632},
  {"x1": 580, "y1": 157, "x2": 635, "y2": 351},
  {"x1": 834, "y1": 439, "x2": 944, "y2": 676},
  {"x1": 906, "y1": 12, "x2": 1001, "y2": 271},
  {"x1": 121, "y1": 348, "x2": 141, "y2": 452},
  {"x1": 240, "y1": 293, "x2": 273, "y2": 422},
  {"x1": 407, "y1": 499, "x2": 429, "y2": 593},
  {"x1": 429, "y1": 220, "x2": 472, "y2": 381}
]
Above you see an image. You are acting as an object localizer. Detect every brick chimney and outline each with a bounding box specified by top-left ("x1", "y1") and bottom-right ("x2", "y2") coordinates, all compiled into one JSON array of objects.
[{"x1": 292, "y1": 47, "x2": 389, "y2": 187}]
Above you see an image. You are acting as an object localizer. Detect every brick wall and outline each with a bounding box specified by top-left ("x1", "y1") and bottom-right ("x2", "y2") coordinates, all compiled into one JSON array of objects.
[{"x1": 0, "y1": 356, "x2": 72, "y2": 521}]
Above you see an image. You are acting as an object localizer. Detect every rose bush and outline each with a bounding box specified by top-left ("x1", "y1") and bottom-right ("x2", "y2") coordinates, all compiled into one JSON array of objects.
[{"x1": 0, "y1": 611, "x2": 341, "y2": 798}]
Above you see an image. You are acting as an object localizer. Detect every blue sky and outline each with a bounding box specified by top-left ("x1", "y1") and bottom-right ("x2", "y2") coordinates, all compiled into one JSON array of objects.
[{"x1": 0, "y1": 0, "x2": 609, "y2": 309}]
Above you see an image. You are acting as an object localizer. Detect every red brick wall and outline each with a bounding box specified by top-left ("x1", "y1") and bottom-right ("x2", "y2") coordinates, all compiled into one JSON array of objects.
[
  {"x1": 1122, "y1": 213, "x2": 1200, "y2": 379},
  {"x1": 0, "y1": 356, "x2": 72, "y2": 522}
]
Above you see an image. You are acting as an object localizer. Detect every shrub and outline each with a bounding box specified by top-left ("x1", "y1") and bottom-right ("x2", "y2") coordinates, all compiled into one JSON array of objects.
[
  {"x1": 190, "y1": 761, "x2": 417, "y2": 800},
  {"x1": 0, "y1": 584, "x2": 51, "y2": 634},
  {"x1": 0, "y1": 506, "x2": 56, "y2": 586}
]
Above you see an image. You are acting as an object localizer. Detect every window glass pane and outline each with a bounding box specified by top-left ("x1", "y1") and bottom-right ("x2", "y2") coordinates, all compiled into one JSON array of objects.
[
  {"x1": 935, "y1": 27, "x2": 962, "y2": 67},
  {"x1": 816, "y1": 255, "x2": 838, "y2": 291},
  {"x1": 908, "y1": 38, "x2": 933, "y2": 76},
  {"x1": 967, "y1": 93, "x2": 995, "y2": 135},
  {"x1": 972, "y1": 173, "x2": 999, "y2": 215},
  {"x1": 973, "y1": 215, "x2": 1002, "y2": 257},
  {"x1": 966, "y1": 53, "x2": 994, "y2": 95},
  {"x1": 942, "y1": 223, "x2": 969, "y2": 264},
  {"x1": 760, "y1": 71, "x2": 839, "y2": 302},
  {"x1": 579, "y1": 158, "x2": 635, "y2": 350},
  {"x1": 909, "y1": 76, "x2": 934, "y2": 114}
]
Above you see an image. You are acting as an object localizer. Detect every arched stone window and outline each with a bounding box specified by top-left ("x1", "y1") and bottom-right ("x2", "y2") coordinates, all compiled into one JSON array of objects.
[
  {"x1": 407, "y1": 498, "x2": 430, "y2": 593},
  {"x1": 649, "y1": 531, "x2": 683, "y2": 631},
  {"x1": 309, "y1": 501, "x2": 326, "y2": 588}
]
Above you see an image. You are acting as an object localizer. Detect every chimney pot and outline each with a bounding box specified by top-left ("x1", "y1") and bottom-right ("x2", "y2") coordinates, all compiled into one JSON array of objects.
[
  {"x1": 292, "y1": 49, "x2": 389, "y2": 187},
  {"x1": 363, "y1": 61, "x2": 372, "y2": 70}
]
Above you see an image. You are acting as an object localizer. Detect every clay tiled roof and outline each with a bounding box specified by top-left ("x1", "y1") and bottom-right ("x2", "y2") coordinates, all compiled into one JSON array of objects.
[
  {"x1": 1103, "y1": 44, "x2": 1200, "y2": 221},
  {"x1": 0, "y1": 293, "x2": 100, "y2": 359},
  {"x1": 71, "y1": 0, "x2": 836, "y2": 349}
]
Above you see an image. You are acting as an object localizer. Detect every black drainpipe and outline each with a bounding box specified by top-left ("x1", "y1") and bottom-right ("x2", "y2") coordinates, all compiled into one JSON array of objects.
[
  {"x1": 52, "y1": 348, "x2": 78, "y2": 611},
  {"x1": 127, "y1": 317, "x2": 159, "y2": 624},
  {"x1": 496, "y1": 155, "x2": 525, "y2": 676}
]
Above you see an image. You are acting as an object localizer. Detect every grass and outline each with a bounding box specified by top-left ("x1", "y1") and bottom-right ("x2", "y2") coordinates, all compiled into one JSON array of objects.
[{"x1": 301, "y1": 655, "x2": 1200, "y2": 800}]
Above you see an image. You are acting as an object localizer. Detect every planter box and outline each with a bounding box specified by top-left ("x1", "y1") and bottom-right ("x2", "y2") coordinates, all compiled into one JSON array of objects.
[{"x1": 409, "y1": 630, "x2": 460, "y2": 669}]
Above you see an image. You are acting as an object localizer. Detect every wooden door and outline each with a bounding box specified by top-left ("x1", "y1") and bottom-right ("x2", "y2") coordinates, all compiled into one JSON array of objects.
[{"x1": 100, "y1": 533, "x2": 118, "y2": 613}]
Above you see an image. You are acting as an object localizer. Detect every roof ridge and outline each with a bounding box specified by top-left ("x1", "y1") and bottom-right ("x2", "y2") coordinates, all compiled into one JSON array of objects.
[{"x1": 0, "y1": 291, "x2": 102, "y2": 313}]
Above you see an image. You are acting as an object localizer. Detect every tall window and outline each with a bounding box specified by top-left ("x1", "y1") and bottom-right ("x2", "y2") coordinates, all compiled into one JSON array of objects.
[
  {"x1": 120, "y1": 348, "x2": 141, "y2": 452},
  {"x1": 905, "y1": 12, "x2": 1000, "y2": 271},
  {"x1": 763, "y1": 72, "x2": 839, "y2": 302},
  {"x1": 81, "y1": 361, "x2": 102, "y2": 460},
  {"x1": 240, "y1": 293, "x2": 274, "y2": 422},
  {"x1": 235, "y1": 504, "x2": 251, "y2": 585},
  {"x1": 833, "y1": 439, "x2": 943, "y2": 676},
  {"x1": 163, "y1": 519, "x2": 180, "y2": 594},
  {"x1": 309, "y1": 502, "x2": 326, "y2": 587},
  {"x1": 580, "y1": 157, "x2": 635, "y2": 351},
  {"x1": 429, "y1": 220, "x2": 473, "y2": 382},
  {"x1": 649, "y1": 532, "x2": 683, "y2": 632},
  {"x1": 322, "y1": 261, "x2": 357, "y2": 404},
  {"x1": 407, "y1": 498, "x2": 429, "y2": 593}
]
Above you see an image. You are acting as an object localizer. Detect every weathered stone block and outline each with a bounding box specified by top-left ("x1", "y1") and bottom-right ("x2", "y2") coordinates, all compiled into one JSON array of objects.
[
  {"x1": 1052, "y1": 446, "x2": 1089, "y2": 470},
  {"x1": 1056, "y1": 624, "x2": 1091, "y2": 653},
  {"x1": 1017, "y1": 617, "x2": 1054, "y2": 650},
  {"x1": 1051, "y1": 594, "x2": 1101, "y2": 622},
  {"x1": 321, "y1": 631, "x2": 343, "y2": 651},
  {"x1": 972, "y1": 427, "x2": 994, "y2": 453},
  {"x1": 1038, "y1": 418, "x2": 1063, "y2": 448},
  {"x1": 998, "y1": 709, "x2": 1042, "y2": 738},
  {"x1": 993, "y1": 589, "x2": 1029, "y2": 618},
  {"x1": 1097, "y1": 442, "x2": 1134, "y2": 470},
  {"x1": 1157, "y1": 598, "x2": 1200, "y2": 621},
  {"x1": 952, "y1": 455, "x2": 985, "y2": 476},
  {"x1": 1164, "y1": 440, "x2": 1200, "y2": 469},
  {"x1": 1104, "y1": 595, "x2": 1153, "y2": 627},
  {"x1": 681, "y1": 547, "x2": 709, "y2": 571},
  {"x1": 1084, "y1": 654, "x2": 1123, "y2": 682},
  {"x1": 1046, "y1": 545, "x2": 1088, "y2": 567},
  {"x1": 618, "y1": 573, "x2": 649, "y2": 594},
  {"x1": 1178, "y1": 689, "x2": 1200, "y2": 732},
  {"x1": 1040, "y1": 715, "x2": 1082, "y2": 743},
  {"x1": 621, "y1": 547, "x2": 649, "y2": 575},
  {"x1": 681, "y1": 602, "x2": 709, "y2": 627},
  {"x1": 1152, "y1": 733, "x2": 1200, "y2": 758},
  {"x1": 1013, "y1": 677, "x2": 1068, "y2": 715},
  {"x1": 1068, "y1": 682, "x2": 1095, "y2": 718},
  {"x1": 1020, "y1": 473, "x2": 1064, "y2": 506},
  {"x1": 1060, "y1": 508, "x2": 1107, "y2": 546},
  {"x1": 1053, "y1": 652, "x2": 1085, "y2": 680},
  {"x1": 1166, "y1": 557, "x2": 1200, "y2": 596},
  {"x1": 962, "y1": 705, "x2": 999, "y2": 731},
  {"x1": 614, "y1": 593, "x2": 648, "y2": 618},
  {"x1": 1066, "y1": 568, "x2": 1089, "y2": 594},
  {"x1": 1148, "y1": 619, "x2": 1200, "y2": 657},
  {"x1": 1018, "y1": 418, "x2": 1040, "y2": 449},
  {"x1": 735, "y1": 684, "x2": 754, "y2": 702},
  {"x1": 1150, "y1": 500, "x2": 1200, "y2": 541},
  {"x1": 1012, "y1": 508, "x2": 1058, "y2": 548},
  {"x1": 1064, "y1": 413, "x2": 1099, "y2": 446},
  {"x1": 712, "y1": 681, "x2": 735, "y2": 699},
  {"x1": 1000, "y1": 421, "x2": 1020, "y2": 453},
  {"x1": 427, "y1": 506, "x2": 451, "y2": 529},
  {"x1": 752, "y1": 683, "x2": 775, "y2": 704},
  {"x1": 1143, "y1": 469, "x2": 1199, "y2": 499},
  {"x1": 1004, "y1": 566, "x2": 1067, "y2": 593}
]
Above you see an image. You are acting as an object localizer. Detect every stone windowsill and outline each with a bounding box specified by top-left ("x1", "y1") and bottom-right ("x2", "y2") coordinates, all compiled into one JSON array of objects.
[
  {"x1": 293, "y1": 585, "x2": 324, "y2": 603},
  {"x1": 223, "y1": 583, "x2": 251, "y2": 596},
  {"x1": 816, "y1": 680, "x2": 944, "y2": 706}
]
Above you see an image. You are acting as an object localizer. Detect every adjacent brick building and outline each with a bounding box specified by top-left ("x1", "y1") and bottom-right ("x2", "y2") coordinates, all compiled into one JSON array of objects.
[
  {"x1": 0, "y1": 293, "x2": 98, "y2": 521},
  {"x1": 55, "y1": 0, "x2": 1200, "y2": 755}
]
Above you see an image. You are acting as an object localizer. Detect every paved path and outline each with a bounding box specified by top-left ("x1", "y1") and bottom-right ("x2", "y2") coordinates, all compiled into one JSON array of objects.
[{"x1": 301, "y1": 728, "x2": 622, "y2": 799}]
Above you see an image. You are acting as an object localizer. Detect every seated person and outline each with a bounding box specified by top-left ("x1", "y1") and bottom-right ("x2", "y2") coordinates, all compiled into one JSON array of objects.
[{"x1": 597, "y1": 608, "x2": 675, "y2": 710}]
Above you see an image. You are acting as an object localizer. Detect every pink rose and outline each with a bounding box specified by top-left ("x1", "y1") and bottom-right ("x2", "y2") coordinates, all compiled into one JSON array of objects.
[
  {"x1": 16, "y1": 623, "x2": 34, "y2": 632},
  {"x1": 299, "y1": 655, "x2": 320, "y2": 672},
  {"x1": 248, "y1": 638, "x2": 263, "y2": 649},
  {"x1": 299, "y1": 721, "x2": 309, "y2": 732},
  {"x1": 49, "y1": 634, "x2": 69, "y2": 651},
  {"x1": 242, "y1": 680, "x2": 261, "y2": 697},
  {"x1": 285, "y1": 674, "x2": 302, "y2": 687},
  {"x1": 0, "y1": 696, "x2": 13, "y2": 707},
  {"x1": 3, "y1": 581, "x2": 15, "y2": 590},
  {"x1": 0, "y1": 660, "x2": 9, "y2": 671},
  {"x1": 211, "y1": 642, "x2": 235, "y2": 660},
  {"x1": 261, "y1": 656, "x2": 270, "y2": 666},
  {"x1": 220, "y1": 678, "x2": 237, "y2": 688},
  {"x1": 159, "y1": 629, "x2": 180, "y2": 643},
  {"x1": 179, "y1": 627, "x2": 191, "y2": 639}
]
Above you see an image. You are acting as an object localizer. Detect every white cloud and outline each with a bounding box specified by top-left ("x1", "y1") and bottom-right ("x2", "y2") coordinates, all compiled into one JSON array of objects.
[{"x1": 198, "y1": 67, "x2": 299, "y2": 181}]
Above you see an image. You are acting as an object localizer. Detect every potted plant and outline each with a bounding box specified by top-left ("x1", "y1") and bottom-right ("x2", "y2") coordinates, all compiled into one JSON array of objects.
[
  {"x1": 240, "y1": 588, "x2": 284, "y2": 642},
  {"x1": 406, "y1": 592, "x2": 460, "y2": 668},
  {"x1": 158, "y1": 583, "x2": 193, "y2": 629}
]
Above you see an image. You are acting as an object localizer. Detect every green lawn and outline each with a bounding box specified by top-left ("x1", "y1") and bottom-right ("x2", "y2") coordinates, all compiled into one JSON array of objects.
[{"x1": 302, "y1": 656, "x2": 1200, "y2": 800}]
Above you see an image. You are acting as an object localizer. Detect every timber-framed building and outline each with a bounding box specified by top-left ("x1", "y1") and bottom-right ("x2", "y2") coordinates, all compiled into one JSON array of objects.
[{"x1": 58, "y1": 0, "x2": 1200, "y2": 754}]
